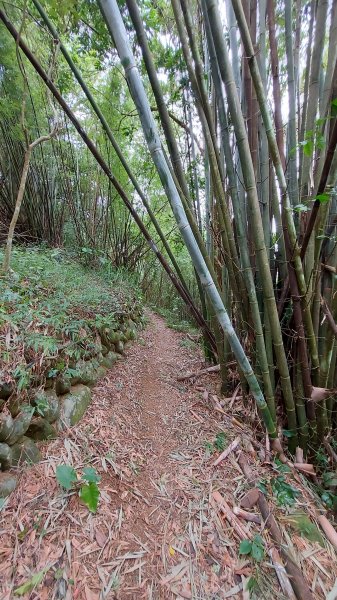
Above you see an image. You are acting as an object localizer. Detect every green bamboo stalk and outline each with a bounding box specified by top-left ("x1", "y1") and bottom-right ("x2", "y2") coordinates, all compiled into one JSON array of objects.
[
  {"x1": 205, "y1": 0, "x2": 297, "y2": 442},
  {"x1": 285, "y1": 0, "x2": 299, "y2": 208},
  {"x1": 171, "y1": 0, "x2": 248, "y2": 312},
  {"x1": 203, "y1": 1, "x2": 276, "y2": 419},
  {"x1": 299, "y1": 0, "x2": 329, "y2": 200},
  {"x1": 230, "y1": 0, "x2": 320, "y2": 380},
  {"x1": 96, "y1": 0, "x2": 279, "y2": 444}
]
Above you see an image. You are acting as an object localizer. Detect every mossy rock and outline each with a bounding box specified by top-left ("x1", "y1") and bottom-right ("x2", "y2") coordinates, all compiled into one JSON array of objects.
[
  {"x1": 96, "y1": 366, "x2": 107, "y2": 380},
  {"x1": 100, "y1": 328, "x2": 121, "y2": 348},
  {"x1": 55, "y1": 375, "x2": 71, "y2": 395},
  {"x1": 44, "y1": 377, "x2": 54, "y2": 390},
  {"x1": 59, "y1": 384, "x2": 92, "y2": 428},
  {"x1": 0, "y1": 413, "x2": 14, "y2": 442},
  {"x1": 26, "y1": 417, "x2": 57, "y2": 441},
  {"x1": 115, "y1": 340, "x2": 125, "y2": 355},
  {"x1": 125, "y1": 327, "x2": 136, "y2": 341},
  {"x1": 72, "y1": 360, "x2": 99, "y2": 387},
  {"x1": 7, "y1": 394, "x2": 21, "y2": 418},
  {"x1": 11, "y1": 436, "x2": 41, "y2": 466},
  {"x1": 31, "y1": 389, "x2": 60, "y2": 424},
  {"x1": 0, "y1": 472, "x2": 17, "y2": 498},
  {"x1": 0, "y1": 443, "x2": 12, "y2": 471},
  {"x1": 0, "y1": 381, "x2": 13, "y2": 400},
  {"x1": 6, "y1": 409, "x2": 34, "y2": 446},
  {"x1": 100, "y1": 351, "x2": 119, "y2": 369}
]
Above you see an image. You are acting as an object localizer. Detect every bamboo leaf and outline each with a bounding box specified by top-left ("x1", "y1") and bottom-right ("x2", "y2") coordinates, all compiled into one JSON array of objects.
[{"x1": 14, "y1": 569, "x2": 48, "y2": 595}]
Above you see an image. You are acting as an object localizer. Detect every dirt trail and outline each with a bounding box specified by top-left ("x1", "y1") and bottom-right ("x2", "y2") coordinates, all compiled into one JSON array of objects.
[{"x1": 1, "y1": 313, "x2": 336, "y2": 599}]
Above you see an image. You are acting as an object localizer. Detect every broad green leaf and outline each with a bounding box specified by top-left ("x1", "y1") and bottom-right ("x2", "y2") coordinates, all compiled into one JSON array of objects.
[
  {"x1": 14, "y1": 568, "x2": 47, "y2": 595},
  {"x1": 82, "y1": 467, "x2": 101, "y2": 484},
  {"x1": 323, "y1": 471, "x2": 337, "y2": 488},
  {"x1": 239, "y1": 539, "x2": 252, "y2": 555},
  {"x1": 257, "y1": 480, "x2": 268, "y2": 495},
  {"x1": 271, "y1": 476, "x2": 300, "y2": 507},
  {"x1": 299, "y1": 139, "x2": 314, "y2": 157},
  {"x1": 274, "y1": 457, "x2": 291, "y2": 473},
  {"x1": 249, "y1": 535, "x2": 265, "y2": 562},
  {"x1": 79, "y1": 482, "x2": 100, "y2": 512},
  {"x1": 332, "y1": 98, "x2": 337, "y2": 107},
  {"x1": 56, "y1": 465, "x2": 77, "y2": 490}
]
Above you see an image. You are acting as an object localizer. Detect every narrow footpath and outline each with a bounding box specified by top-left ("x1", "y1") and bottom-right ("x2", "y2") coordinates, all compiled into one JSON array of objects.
[{"x1": 1, "y1": 314, "x2": 336, "y2": 599}]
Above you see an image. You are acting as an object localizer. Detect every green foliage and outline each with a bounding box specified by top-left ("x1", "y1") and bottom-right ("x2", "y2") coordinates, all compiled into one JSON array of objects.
[
  {"x1": 270, "y1": 476, "x2": 300, "y2": 507},
  {"x1": 56, "y1": 465, "x2": 77, "y2": 490},
  {"x1": 0, "y1": 248, "x2": 142, "y2": 390},
  {"x1": 204, "y1": 431, "x2": 227, "y2": 455},
  {"x1": 56, "y1": 464, "x2": 101, "y2": 513},
  {"x1": 239, "y1": 535, "x2": 265, "y2": 562},
  {"x1": 214, "y1": 432, "x2": 227, "y2": 452},
  {"x1": 79, "y1": 482, "x2": 100, "y2": 512}
]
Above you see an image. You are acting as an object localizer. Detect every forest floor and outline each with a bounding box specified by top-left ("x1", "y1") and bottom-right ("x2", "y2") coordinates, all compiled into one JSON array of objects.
[{"x1": 1, "y1": 312, "x2": 337, "y2": 599}]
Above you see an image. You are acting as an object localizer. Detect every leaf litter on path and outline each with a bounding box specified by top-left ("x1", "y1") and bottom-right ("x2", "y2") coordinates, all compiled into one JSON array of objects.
[{"x1": 1, "y1": 312, "x2": 337, "y2": 599}]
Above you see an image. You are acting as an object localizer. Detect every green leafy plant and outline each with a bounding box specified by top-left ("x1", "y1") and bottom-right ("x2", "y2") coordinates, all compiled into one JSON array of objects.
[
  {"x1": 271, "y1": 475, "x2": 300, "y2": 507},
  {"x1": 204, "y1": 431, "x2": 227, "y2": 454},
  {"x1": 34, "y1": 396, "x2": 49, "y2": 417},
  {"x1": 239, "y1": 535, "x2": 265, "y2": 562},
  {"x1": 56, "y1": 464, "x2": 101, "y2": 512},
  {"x1": 214, "y1": 432, "x2": 226, "y2": 452}
]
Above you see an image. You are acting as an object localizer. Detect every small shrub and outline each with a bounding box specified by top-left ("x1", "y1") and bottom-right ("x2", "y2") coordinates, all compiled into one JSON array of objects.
[{"x1": 56, "y1": 464, "x2": 101, "y2": 513}]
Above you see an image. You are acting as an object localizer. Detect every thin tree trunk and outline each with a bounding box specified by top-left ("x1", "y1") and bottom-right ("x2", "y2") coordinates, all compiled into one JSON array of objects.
[{"x1": 2, "y1": 132, "x2": 56, "y2": 273}]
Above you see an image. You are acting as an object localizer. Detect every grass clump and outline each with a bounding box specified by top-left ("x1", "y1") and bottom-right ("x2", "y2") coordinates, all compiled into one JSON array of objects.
[{"x1": 0, "y1": 247, "x2": 142, "y2": 394}]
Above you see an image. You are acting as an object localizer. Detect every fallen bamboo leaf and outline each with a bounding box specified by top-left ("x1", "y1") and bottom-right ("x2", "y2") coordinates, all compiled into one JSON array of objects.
[{"x1": 14, "y1": 568, "x2": 48, "y2": 596}]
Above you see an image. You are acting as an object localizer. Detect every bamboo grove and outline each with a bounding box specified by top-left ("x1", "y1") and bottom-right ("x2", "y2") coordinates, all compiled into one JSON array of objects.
[{"x1": 1, "y1": 0, "x2": 337, "y2": 454}]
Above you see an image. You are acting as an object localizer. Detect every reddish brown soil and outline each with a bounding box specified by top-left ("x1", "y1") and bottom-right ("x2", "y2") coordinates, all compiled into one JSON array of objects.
[{"x1": 1, "y1": 313, "x2": 336, "y2": 599}]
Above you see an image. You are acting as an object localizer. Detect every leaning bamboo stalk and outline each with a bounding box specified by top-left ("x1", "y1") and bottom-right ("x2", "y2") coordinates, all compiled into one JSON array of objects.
[
  {"x1": 95, "y1": 0, "x2": 280, "y2": 444},
  {"x1": 125, "y1": 0, "x2": 210, "y2": 264},
  {"x1": 205, "y1": 0, "x2": 297, "y2": 442},
  {"x1": 31, "y1": 0, "x2": 191, "y2": 297},
  {"x1": 0, "y1": 10, "x2": 218, "y2": 354}
]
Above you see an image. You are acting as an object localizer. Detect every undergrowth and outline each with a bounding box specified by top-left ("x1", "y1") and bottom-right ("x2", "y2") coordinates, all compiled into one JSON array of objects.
[
  {"x1": 0, "y1": 247, "x2": 142, "y2": 392},
  {"x1": 154, "y1": 306, "x2": 199, "y2": 334}
]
